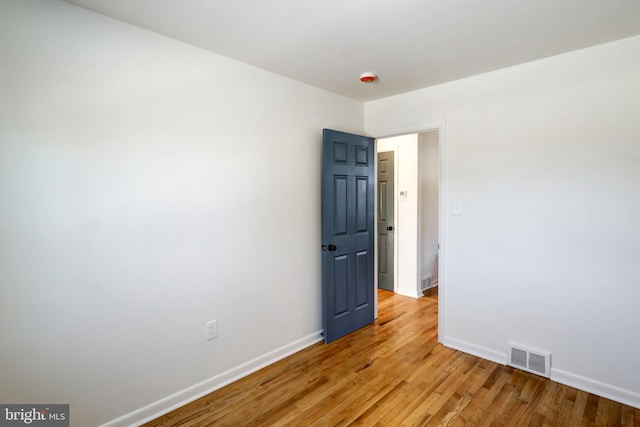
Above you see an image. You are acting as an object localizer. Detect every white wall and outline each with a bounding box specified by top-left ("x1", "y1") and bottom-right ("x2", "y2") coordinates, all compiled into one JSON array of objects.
[
  {"x1": 418, "y1": 131, "x2": 439, "y2": 287},
  {"x1": 366, "y1": 36, "x2": 640, "y2": 407},
  {"x1": 0, "y1": 1, "x2": 363, "y2": 425}
]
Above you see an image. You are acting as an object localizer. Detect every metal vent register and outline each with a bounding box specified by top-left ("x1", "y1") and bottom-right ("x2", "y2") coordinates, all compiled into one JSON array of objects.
[{"x1": 507, "y1": 342, "x2": 551, "y2": 378}]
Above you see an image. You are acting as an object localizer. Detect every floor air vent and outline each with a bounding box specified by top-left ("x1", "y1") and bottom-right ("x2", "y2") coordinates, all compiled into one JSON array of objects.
[{"x1": 507, "y1": 342, "x2": 551, "y2": 378}]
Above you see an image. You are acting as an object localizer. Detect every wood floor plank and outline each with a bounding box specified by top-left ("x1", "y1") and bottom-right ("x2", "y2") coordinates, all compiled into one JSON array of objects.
[
  {"x1": 455, "y1": 364, "x2": 504, "y2": 425},
  {"x1": 620, "y1": 404, "x2": 635, "y2": 427},
  {"x1": 464, "y1": 366, "x2": 513, "y2": 426},
  {"x1": 583, "y1": 392, "x2": 601, "y2": 426},
  {"x1": 351, "y1": 380, "x2": 412, "y2": 426},
  {"x1": 608, "y1": 401, "x2": 623, "y2": 427},
  {"x1": 431, "y1": 356, "x2": 499, "y2": 426},
  {"x1": 505, "y1": 376, "x2": 547, "y2": 426},
  {"x1": 542, "y1": 383, "x2": 568, "y2": 427},
  {"x1": 568, "y1": 390, "x2": 589, "y2": 426},
  {"x1": 144, "y1": 290, "x2": 638, "y2": 427},
  {"x1": 521, "y1": 379, "x2": 558, "y2": 426}
]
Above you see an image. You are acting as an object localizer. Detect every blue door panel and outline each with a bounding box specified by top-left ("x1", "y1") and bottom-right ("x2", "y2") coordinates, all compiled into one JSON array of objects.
[
  {"x1": 333, "y1": 254, "x2": 349, "y2": 316},
  {"x1": 333, "y1": 176, "x2": 348, "y2": 236},
  {"x1": 355, "y1": 176, "x2": 368, "y2": 233},
  {"x1": 322, "y1": 129, "x2": 375, "y2": 343},
  {"x1": 355, "y1": 146, "x2": 368, "y2": 166},
  {"x1": 333, "y1": 142, "x2": 348, "y2": 164},
  {"x1": 355, "y1": 250, "x2": 369, "y2": 308}
]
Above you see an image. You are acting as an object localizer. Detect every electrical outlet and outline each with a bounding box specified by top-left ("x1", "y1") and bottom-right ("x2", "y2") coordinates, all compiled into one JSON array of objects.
[
  {"x1": 205, "y1": 320, "x2": 218, "y2": 341},
  {"x1": 452, "y1": 200, "x2": 464, "y2": 215}
]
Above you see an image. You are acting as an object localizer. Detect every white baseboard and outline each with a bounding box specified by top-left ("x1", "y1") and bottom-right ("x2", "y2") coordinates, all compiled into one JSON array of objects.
[
  {"x1": 395, "y1": 288, "x2": 421, "y2": 299},
  {"x1": 440, "y1": 336, "x2": 507, "y2": 365},
  {"x1": 442, "y1": 336, "x2": 640, "y2": 410},
  {"x1": 551, "y1": 368, "x2": 640, "y2": 409},
  {"x1": 101, "y1": 331, "x2": 323, "y2": 427}
]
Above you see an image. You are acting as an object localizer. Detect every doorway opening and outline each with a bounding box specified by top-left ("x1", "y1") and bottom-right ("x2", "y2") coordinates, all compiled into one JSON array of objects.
[{"x1": 374, "y1": 124, "x2": 445, "y2": 338}]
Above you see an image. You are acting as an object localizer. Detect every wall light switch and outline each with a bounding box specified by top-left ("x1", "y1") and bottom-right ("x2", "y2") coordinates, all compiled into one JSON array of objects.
[
  {"x1": 453, "y1": 201, "x2": 464, "y2": 216},
  {"x1": 205, "y1": 320, "x2": 218, "y2": 341}
]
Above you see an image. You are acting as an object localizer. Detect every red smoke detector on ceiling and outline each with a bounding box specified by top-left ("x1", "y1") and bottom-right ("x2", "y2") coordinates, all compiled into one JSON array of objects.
[{"x1": 360, "y1": 72, "x2": 377, "y2": 83}]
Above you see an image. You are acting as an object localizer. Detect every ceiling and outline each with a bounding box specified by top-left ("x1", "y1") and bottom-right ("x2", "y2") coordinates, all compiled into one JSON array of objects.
[{"x1": 65, "y1": 0, "x2": 640, "y2": 101}]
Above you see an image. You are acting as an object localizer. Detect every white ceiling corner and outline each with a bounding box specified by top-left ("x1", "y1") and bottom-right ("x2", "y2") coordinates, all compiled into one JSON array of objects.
[{"x1": 64, "y1": 0, "x2": 640, "y2": 101}]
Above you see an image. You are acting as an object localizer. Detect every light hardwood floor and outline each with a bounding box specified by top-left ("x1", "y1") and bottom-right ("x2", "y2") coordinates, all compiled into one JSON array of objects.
[{"x1": 145, "y1": 290, "x2": 638, "y2": 426}]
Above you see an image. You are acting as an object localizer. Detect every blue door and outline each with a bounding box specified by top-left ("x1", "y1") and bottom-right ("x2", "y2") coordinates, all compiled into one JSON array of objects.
[{"x1": 322, "y1": 129, "x2": 375, "y2": 343}]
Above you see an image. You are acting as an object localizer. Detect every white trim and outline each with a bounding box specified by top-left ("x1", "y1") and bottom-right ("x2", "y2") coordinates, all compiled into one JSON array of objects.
[
  {"x1": 373, "y1": 142, "x2": 379, "y2": 318},
  {"x1": 437, "y1": 124, "x2": 446, "y2": 342},
  {"x1": 395, "y1": 287, "x2": 422, "y2": 299},
  {"x1": 441, "y1": 336, "x2": 507, "y2": 365},
  {"x1": 100, "y1": 331, "x2": 323, "y2": 427},
  {"x1": 392, "y1": 145, "x2": 400, "y2": 294},
  {"x1": 551, "y1": 369, "x2": 640, "y2": 409}
]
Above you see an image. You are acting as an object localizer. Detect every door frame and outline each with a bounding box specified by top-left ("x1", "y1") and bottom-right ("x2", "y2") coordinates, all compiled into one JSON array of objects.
[{"x1": 373, "y1": 121, "x2": 446, "y2": 341}]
